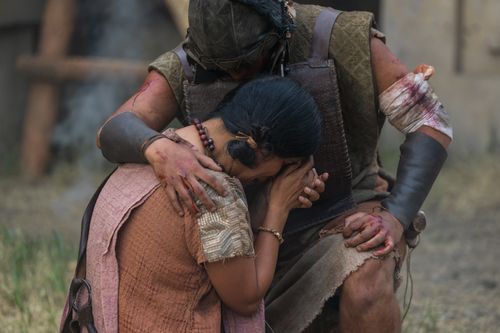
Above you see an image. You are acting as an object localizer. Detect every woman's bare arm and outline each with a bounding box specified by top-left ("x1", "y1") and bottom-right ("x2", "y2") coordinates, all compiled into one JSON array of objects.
[
  {"x1": 205, "y1": 206, "x2": 287, "y2": 316},
  {"x1": 205, "y1": 160, "x2": 316, "y2": 316}
]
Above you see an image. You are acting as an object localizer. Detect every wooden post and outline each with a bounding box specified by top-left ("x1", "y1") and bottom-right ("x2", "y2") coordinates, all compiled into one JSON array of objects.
[
  {"x1": 21, "y1": 0, "x2": 76, "y2": 177},
  {"x1": 17, "y1": 56, "x2": 147, "y2": 82},
  {"x1": 164, "y1": 0, "x2": 189, "y2": 34}
]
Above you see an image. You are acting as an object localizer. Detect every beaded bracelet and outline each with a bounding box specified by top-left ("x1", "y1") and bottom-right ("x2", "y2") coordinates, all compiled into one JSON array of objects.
[{"x1": 258, "y1": 226, "x2": 284, "y2": 244}]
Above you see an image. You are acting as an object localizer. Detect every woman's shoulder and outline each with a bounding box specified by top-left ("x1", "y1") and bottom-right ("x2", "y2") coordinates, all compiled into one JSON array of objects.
[
  {"x1": 195, "y1": 170, "x2": 247, "y2": 212},
  {"x1": 194, "y1": 170, "x2": 255, "y2": 263}
]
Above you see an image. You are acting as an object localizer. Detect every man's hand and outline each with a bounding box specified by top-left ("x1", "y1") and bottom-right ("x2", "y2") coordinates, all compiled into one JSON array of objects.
[
  {"x1": 343, "y1": 209, "x2": 404, "y2": 256},
  {"x1": 144, "y1": 138, "x2": 227, "y2": 216}
]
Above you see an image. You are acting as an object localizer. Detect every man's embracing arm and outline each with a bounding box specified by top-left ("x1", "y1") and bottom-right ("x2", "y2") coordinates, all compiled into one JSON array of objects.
[{"x1": 96, "y1": 70, "x2": 227, "y2": 216}]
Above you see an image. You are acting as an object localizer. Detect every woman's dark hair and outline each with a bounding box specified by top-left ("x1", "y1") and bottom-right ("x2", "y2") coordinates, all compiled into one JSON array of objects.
[{"x1": 214, "y1": 76, "x2": 322, "y2": 167}]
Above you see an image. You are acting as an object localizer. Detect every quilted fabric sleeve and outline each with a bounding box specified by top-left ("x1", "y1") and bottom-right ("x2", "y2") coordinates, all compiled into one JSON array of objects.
[{"x1": 191, "y1": 171, "x2": 255, "y2": 263}]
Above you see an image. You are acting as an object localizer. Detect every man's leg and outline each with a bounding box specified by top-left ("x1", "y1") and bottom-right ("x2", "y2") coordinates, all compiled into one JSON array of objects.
[{"x1": 339, "y1": 256, "x2": 401, "y2": 333}]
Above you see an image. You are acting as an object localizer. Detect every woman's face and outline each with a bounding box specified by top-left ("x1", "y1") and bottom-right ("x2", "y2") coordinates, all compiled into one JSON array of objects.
[{"x1": 236, "y1": 154, "x2": 302, "y2": 185}]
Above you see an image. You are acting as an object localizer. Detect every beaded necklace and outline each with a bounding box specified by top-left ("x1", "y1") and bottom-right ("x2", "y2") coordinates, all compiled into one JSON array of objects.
[
  {"x1": 193, "y1": 118, "x2": 230, "y2": 173},
  {"x1": 193, "y1": 118, "x2": 215, "y2": 153}
]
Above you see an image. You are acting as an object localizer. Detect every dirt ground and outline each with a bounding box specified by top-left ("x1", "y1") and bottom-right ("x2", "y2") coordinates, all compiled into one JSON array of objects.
[
  {"x1": 1, "y1": 154, "x2": 499, "y2": 332},
  {"x1": 398, "y1": 154, "x2": 500, "y2": 333}
]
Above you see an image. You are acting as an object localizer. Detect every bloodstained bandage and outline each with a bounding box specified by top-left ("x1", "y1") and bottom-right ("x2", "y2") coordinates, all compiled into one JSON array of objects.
[{"x1": 379, "y1": 65, "x2": 453, "y2": 140}]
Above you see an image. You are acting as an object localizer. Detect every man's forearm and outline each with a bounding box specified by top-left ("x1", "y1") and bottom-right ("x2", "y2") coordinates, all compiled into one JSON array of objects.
[
  {"x1": 377, "y1": 64, "x2": 452, "y2": 229},
  {"x1": 381, "y1": 132, "x2": 447, "y2": 230},
  {"x1": 98, "y1": 111, "x2": 164, "y2": 163},
  {"x1": 96, "y1": 70, "x2": 180, "y2": 164}
]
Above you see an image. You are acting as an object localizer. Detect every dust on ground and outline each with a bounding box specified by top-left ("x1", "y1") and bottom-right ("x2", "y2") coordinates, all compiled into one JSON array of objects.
[
  {"x1": 0, "y1": 155, "x2": 499, "y2": 332},
  {"x1": 399, "y1": 154, "x2": 500, "y2": 333}
]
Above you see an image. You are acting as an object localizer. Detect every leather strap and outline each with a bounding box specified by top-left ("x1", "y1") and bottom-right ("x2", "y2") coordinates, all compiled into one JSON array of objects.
[
  {"x1": 284, "y1": 12, "x2": 354, "y2": 234},
  {"x1": 173, "y1": 43, "x2": 194, "y2": 82},
  {"x1": 66, "y1": 279, "x2": 98, "y2": 333},
  {"x1": 309, "y1": 8, "x2": 342, "y2": 62}
]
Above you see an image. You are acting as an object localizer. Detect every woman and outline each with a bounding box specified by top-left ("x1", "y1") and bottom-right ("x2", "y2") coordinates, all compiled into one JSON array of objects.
[{"x1": 82, "y1": 77, "x2": 324, "y2": 332}]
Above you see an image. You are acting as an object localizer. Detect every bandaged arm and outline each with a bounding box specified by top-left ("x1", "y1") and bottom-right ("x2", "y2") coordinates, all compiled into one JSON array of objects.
[
  {"x1": 379, "y1": 66, "x2": 452, "y2": 229},
  {"x1": 379, "y1": 65, "x2": 452, "y2": 139}
]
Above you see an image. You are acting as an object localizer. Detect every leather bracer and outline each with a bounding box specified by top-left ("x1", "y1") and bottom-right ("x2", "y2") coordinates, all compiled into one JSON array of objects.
[
  {"x1": 381, "y1": 132, "x2": 447, "y2": 230},
  {"x1": 98, "y1": 112, "x2": 162, "y2": 164}
]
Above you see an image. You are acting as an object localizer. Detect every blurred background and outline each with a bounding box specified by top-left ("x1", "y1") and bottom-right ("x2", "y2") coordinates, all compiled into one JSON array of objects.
[{"x1": 0, "y1": 0, "x2": 499, "y2": 332}]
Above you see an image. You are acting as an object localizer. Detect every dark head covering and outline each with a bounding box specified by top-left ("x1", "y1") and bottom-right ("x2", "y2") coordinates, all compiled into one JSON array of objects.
[{"x1": 185, "y1": 0, "x2": 295, "y2": 72}]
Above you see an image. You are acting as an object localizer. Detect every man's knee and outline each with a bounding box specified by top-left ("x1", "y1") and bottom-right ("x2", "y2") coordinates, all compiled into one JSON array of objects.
[{"x1": 341, "y1": 257, "x2": 396, "y2": 309}]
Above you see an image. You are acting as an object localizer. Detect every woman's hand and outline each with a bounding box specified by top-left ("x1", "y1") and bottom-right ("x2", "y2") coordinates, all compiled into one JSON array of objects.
[
  {"x1": 267, "y1": 158, "x2": 318, "y2": 219},
  {"x1": 144, "y1": 138, "x2": 228, "y2": 216},
  {"x1": 297, "y1": 169, "x2": 329, "y2": 208}
]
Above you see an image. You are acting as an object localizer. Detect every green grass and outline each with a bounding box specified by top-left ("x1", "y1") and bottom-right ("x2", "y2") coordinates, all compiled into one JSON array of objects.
[
  {"x1": 0, "y1": 149, "x2": 21, "y2": 177},
  {"x1": 0, "y1": 226, "x2": 76, "y2": 333},
  {"x1": 402, "y1": 301, "x2": 440, "y2": 333}
]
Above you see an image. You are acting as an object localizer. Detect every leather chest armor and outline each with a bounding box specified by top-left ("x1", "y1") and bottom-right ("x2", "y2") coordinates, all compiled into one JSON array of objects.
[{"x1": 175, "y1": 9, "x2": 355, "y2": 235}]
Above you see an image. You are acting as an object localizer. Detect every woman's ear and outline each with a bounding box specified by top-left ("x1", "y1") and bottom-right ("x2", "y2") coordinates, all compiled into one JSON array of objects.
[{"x1": 227, "y1": 139, "x2": 257, "y2": 167}]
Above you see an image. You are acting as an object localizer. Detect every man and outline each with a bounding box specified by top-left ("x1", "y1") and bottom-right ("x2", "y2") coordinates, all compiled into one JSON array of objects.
[{"x1": 96, "y1": 1, "x2": 452, "y2": 332}]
